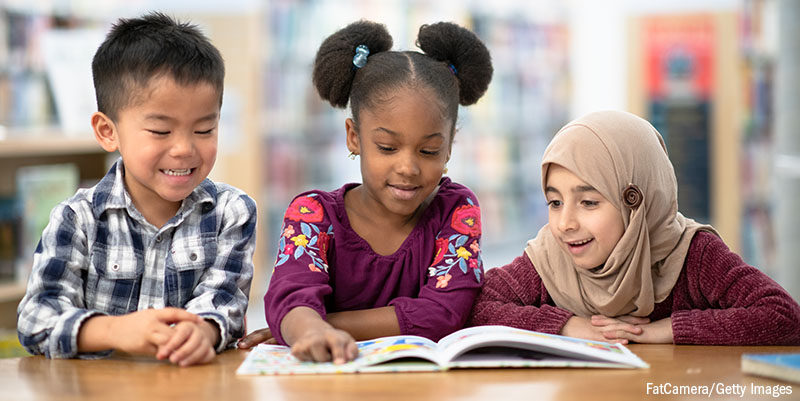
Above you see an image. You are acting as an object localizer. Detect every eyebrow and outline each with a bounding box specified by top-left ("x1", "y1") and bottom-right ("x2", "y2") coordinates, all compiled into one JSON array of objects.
[
  {"x1": 545, "y1": 185, "x2": 598, "y2": 195},
  {"x1": 374, "y1": 127, "x2": 445, "y2": 140},
  {"x1": 143, "y1": 112, "x2": 219, "y2": 123}
]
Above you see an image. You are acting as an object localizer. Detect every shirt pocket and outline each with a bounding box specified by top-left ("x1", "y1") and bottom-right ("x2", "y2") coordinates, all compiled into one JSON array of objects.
[
  {"x1": 87, "y1": 243, "x2": 144, "y2": 315},
  {"x1": 166, "y1": 235, "x2": 218, "y2": 306}
]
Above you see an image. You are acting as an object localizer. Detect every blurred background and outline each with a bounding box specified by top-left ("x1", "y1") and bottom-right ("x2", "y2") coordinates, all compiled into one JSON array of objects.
[{"x1": 0, "y1": 0, "x2": 798, "y2": 353}]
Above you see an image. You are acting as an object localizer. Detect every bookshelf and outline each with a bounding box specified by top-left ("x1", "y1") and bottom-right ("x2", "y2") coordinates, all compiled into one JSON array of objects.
[
  {"x1": 740, "y1": 0, "x2": 777, "y2": 276},
  {"x1": 0, "y1": 132, "x2": 109, "y2": 329}
]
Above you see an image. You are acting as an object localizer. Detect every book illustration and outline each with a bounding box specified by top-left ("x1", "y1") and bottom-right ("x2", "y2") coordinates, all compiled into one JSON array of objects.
[
  {"x1": 742, "y1": 353, "x2": 800, "y2": 384},
  {"x1": 236, "y1": 325, "x2": 649, "y2": 375},
  {"x1": 15, "y1": 163, "x2": 78, "y2": 282}
]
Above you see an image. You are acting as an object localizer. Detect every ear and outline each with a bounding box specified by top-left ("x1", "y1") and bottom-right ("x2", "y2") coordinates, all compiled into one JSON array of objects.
[
  {"x1": 91, "y1": 111, "x2": 119, "y2": 153},
  {"x1": 345, "y1": 118, "x2": 361, "y2": 155}
]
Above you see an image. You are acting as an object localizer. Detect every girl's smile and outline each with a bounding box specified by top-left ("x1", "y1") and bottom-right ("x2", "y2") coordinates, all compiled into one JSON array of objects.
[{"x1": 388, "y1": 183, "x2": 421, "y2": 201}]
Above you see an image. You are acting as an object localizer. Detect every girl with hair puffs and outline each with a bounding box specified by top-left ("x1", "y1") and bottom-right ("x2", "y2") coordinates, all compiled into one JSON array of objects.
[
  {"x1": 468, "y1": 110, "x2": 800, "y2": 346},
  {"x1": 239, "y1": 20, "x2": 493, "y2": 363}
]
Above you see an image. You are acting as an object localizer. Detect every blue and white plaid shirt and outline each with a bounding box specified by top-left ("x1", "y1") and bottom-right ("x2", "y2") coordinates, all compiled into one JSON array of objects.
[{"x1": 17, "y1": 159, "x2": 256, "y2": 358}]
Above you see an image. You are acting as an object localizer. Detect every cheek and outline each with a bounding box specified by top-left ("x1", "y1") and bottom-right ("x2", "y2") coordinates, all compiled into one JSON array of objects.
[
  {"x1": 600, "y1": 214, "x2": 625, "y2": 246},
  {"x1": 547, "y1": 215, "x2": 559, "y2": 236}
]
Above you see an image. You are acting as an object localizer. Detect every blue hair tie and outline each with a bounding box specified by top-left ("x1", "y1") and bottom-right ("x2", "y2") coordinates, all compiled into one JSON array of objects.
[
  {"x1": 353, "y1": 45, "x2": 369, "y2": 69},
  {"x1": 448, "y1": 63, "x2": 458, "y2": 75}
]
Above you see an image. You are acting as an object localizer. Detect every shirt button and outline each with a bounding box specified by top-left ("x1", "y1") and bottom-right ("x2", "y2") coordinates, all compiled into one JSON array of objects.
[
  {"x1": 155, "y1": 235, "x2": 162, "y2": 243},
  {"x1": 111, "y1": 264, "x2": 120, "y2": 271},
  {"x1": 190, "y1": 253, "x2": 198, "y2": 261}
]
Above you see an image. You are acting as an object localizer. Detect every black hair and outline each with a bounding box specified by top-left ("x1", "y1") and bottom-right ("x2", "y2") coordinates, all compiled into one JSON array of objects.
[
  {"x1": 312, "y1": 20, "x2": 493, "y2": 139},
  {"x1": 91, "y1": 12, "x2": 225, "y2": 120}
]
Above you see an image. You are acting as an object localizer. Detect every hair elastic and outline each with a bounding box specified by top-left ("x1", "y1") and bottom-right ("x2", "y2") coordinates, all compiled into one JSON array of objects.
[
  {"x1": 353, "y1": 45, "x2": 370, "y2": 69},
  {"x1": 448, "y1": 63, "x2": 458, "y2": 75}
]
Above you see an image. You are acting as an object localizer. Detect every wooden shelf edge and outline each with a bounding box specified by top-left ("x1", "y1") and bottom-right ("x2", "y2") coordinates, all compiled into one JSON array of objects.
[
  {"x1": 0, "y1": 282, "x2": 27, "y2": 302},
  {"x1": 0, "y1": 136, "x2": 102, "y2": 158}
]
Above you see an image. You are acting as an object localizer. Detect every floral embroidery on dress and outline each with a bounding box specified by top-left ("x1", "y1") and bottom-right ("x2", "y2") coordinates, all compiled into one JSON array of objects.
[
  {"x1": 285, "y1": 195, "x2": 324, "y2": 223},
  {"x1": 428, "y1": 197, "x2": 483, "y2": 287},
  {"x1": 450, "y1": 198, "x2": 481, "y2": 237},
  {"x1": 276, "y1": 194, "x2": 333, "y2": 272}
]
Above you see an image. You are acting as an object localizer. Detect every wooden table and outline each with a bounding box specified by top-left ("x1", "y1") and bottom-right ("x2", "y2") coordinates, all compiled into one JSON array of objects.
[{"x1": 0, "y1": 345, "x2": 798, "y2": 401}]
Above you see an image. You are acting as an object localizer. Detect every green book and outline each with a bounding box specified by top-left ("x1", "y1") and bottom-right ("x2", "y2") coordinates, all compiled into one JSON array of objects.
[{"x1": 15, "y1": 163, "x2": 78, "y2": 281}]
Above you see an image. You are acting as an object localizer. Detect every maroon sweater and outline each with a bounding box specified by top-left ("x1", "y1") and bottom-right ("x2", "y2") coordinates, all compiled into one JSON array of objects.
[{"x1": 468, "y1": 232, "x2": 800, "y2": 345}]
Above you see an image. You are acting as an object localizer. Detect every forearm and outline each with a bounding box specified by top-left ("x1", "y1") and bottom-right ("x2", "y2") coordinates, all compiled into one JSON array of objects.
[
  {"x1": 470, "y1": 301, "x2": 573, "y2": 335},
  {"x1": 280, "y1": 306, "x2": 332, "y2": 346},
  {"x1": 671, "y1": 307, "x2": 800, "y2": 345},
  {"x1": 326, "y1": 306, "x2": 401, "y2": 341},
  {"x1": 77, "y1": 315, "x2": 117, "y2": 353}
]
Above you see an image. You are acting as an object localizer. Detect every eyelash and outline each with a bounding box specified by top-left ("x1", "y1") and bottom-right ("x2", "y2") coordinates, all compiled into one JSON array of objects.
[
  {"x1": 147, "y1": 129, "x2": 215, "y2": 135},
  {"x1": 376, "y1": 145, "x2": 440, "y2": 156},
  {"x1": 547, "y1": 200, "x2": 599, "y2": 208}
]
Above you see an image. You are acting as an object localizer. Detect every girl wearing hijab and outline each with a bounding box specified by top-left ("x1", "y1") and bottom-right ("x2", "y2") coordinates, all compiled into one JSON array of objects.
[{"x1": 468, "y1": 110, "x2": 800, "y2": 345}]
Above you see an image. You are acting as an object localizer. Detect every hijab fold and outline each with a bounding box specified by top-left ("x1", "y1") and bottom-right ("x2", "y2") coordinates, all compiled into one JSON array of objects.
[{"x1": 525, "y1": 110, "x2": 717, "y2": 317}]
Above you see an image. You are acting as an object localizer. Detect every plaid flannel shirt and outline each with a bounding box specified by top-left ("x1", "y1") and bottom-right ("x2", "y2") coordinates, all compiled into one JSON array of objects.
[{"x1": 17, "y1": 159, "x2": 256, "y2": 358}]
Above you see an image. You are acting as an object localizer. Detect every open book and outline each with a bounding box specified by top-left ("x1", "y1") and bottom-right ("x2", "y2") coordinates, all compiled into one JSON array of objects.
[{"x1": 236, "y1": 325, "x2": 649, "y2": 375}]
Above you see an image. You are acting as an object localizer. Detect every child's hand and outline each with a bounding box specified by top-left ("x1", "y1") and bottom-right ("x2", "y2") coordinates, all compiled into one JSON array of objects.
[
  {"x1": 156, "y1": 320, "x2": 219, "y2": 367},
  {"x1": 597, "y1": 317, "x2": 673, "y2": 344},
  {"x1": 589, "y1": 315, "x2": 650, "y2": 344},
  {"x1": 101, "y1": 307, "x2": 201, "y2": 355},
  {"x1": 237, "y1": 328, "x2": 276, "y2": 349},
  {"x1": 290, "y1": 326, "x2": 358, "y2": 364},
  {"x1": 561, "y1": 315, "x2": 644, "y2": 344}
]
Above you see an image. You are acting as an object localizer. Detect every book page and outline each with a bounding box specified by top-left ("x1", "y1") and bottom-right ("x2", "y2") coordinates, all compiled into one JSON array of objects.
[
  {"x1": 437, "y1": 326, "x2": 648, "y2": 368},
  {"x1": 237, "y1": 335, "x2": 442, "y2": 375}
]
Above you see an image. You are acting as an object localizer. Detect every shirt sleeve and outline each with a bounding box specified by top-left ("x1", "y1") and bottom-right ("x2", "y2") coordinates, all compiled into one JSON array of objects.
[
  {"x1": 389, "y1": 195, "x2": 484, "y2": 341},
  {"x1": 671, "y1": 232, "x2": 800, "y2": 345},
  {"x1": 183, "y1": 192, "x2": 257, "y2": 352},
  {"x1": 264, "y1": 193, "x2": 334, "y2": 345},
  {"x1": 16, "y1": 203, "x2": 108, "y2": 359},
  {"x1": 467, "y1": 252, "x2": 573, "y2": 334}
]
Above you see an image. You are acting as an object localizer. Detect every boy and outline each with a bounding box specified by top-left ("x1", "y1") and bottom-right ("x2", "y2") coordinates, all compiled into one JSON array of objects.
[{"x1": 16, "y1": 12, "x2": 256, "y2": 367}]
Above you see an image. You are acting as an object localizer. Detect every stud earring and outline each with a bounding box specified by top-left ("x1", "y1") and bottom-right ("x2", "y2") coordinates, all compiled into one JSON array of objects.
[
  {"x1": 443, "y1": 166, "x2": 449, "y2": 174},
  {"x1": 348, "y1": 152, "x2": 357, "y2": 160}
]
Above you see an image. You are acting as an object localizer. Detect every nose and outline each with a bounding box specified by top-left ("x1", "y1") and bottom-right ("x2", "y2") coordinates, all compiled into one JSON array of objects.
[
  {"x1": 394, "y1": 150, "x2": 420, "y2": 177},
  {"x1": 557, "y1": 204, "x2": 579, "y2": 233},
  {"x1": 169, "y1": 132, "x2": 195, "y2": 158}
]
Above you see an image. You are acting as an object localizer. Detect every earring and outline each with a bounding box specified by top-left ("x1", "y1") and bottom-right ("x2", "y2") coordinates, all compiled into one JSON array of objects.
[
  {"x1": 348, "y1": 152, "x2": 357, "y2": 160},
  {"x1": 443, "y1": 166, "x2": 449, "y2": 174}
]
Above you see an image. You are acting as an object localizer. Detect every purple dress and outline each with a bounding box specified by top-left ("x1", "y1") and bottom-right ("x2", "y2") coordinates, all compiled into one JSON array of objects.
[{"x1": 264, "y1": 178, "x2": 484, "y2": 345}]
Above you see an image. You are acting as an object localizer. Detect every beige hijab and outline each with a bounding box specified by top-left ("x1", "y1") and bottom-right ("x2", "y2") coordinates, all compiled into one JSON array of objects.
[{"x1": 525, "y1": 110, "x2": 717, "y2": 317}]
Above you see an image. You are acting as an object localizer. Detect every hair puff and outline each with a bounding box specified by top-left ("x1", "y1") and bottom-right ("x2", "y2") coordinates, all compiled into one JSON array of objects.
[
  {"x1": 312, "y1": 20, "x2": 393, "y2": 108},
  {"x1": 416, "y1": 22, "x2": 493, "y2": 106}
]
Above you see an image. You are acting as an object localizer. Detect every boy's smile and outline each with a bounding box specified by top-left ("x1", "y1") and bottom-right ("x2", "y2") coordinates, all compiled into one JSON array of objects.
[
  {"x1": 92, "y1": 74, "x2": 220, "y2": 227},
  {"x1": 545, "y1": 164, "x2": 625, "y2": 270}
]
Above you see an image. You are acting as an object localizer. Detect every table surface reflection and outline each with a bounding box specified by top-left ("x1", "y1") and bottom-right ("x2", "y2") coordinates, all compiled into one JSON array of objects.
[{"x1": 1, "y1": 344, "x2": 798, "y2": 401}]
